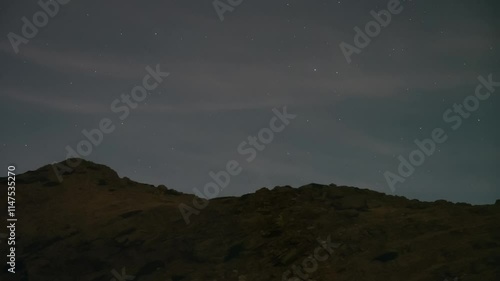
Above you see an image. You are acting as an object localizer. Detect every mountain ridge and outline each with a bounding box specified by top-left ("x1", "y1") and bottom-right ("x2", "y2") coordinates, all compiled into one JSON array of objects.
[
  {"x1": 1, "y1": 159, "x2": 499, "y2": 281},
  {"x1": 4, "y1": 158, "x2": 497, "y2": 206}
]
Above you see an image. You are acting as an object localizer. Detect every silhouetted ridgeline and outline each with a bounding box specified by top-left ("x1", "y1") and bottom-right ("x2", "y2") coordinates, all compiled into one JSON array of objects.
[{"x1": 1, "y1": 159, "x2": 499, "y2": 280}]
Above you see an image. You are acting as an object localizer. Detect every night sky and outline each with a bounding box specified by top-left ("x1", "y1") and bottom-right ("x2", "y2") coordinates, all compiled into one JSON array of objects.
[{"x1": 1, "y1": 0, "x2": 499, "y2": 204}]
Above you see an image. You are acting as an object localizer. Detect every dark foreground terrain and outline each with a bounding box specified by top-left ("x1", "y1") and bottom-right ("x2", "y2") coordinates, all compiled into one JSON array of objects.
[{"x1": 1, "y1": 160, "x2": 499, "y2": 281}]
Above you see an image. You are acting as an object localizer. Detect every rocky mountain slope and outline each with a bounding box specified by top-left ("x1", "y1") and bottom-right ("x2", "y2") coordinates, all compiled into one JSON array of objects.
[{"x1": 1, "y1": 159, "x2": 499, "y2": 281}]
